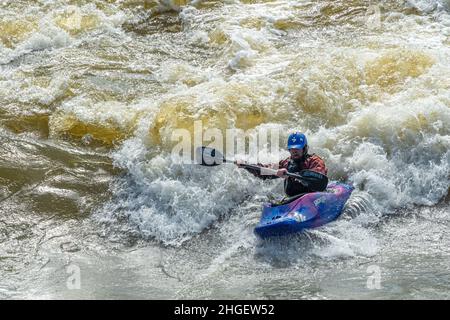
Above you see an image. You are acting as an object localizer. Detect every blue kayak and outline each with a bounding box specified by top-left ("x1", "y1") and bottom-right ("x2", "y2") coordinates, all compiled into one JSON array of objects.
[{"x1": 254, "y1": 183, "x2": 354, "y2": 238}]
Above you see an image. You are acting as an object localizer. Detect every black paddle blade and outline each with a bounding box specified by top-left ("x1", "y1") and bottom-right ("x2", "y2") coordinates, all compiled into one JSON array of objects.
[
  {"x1": 196, "y1": 146, "x2": 225, "y2": 166},
  {"x1": 299, "y1": 170, "x2": 329, "y2": 192}
]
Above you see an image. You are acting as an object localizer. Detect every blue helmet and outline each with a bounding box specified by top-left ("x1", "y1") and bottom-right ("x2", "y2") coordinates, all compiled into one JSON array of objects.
[{"x1": 287, "y1": 132, "x2": 307, "y2": 150}]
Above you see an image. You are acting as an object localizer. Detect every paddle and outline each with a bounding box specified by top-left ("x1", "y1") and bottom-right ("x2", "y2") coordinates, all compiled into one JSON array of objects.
[{"x1": 196, "y1": 146, "x2": 318, "y2": 188}]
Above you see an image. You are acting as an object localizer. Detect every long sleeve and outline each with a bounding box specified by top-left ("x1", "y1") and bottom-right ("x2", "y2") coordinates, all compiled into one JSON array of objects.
[{"x1": 304, "y1": 155, "x2": 328, "y2": 176}]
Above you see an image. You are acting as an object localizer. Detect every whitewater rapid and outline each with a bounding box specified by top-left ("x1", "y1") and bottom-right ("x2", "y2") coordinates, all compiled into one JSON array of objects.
[{"x1": 0, "y1": 0, "x2": 449, "y2": 299}]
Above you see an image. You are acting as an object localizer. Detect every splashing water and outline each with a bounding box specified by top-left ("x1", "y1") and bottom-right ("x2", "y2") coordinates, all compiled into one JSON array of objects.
[{"x1": 1, "y1": 0, "x2": 449, "y2": 299}]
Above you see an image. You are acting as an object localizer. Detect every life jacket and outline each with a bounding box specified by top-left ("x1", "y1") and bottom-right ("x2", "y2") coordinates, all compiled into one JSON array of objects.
[
  {"x1": 283, "y1": 154, "x2": 328, "y2": 196},
  {"x1": 243, "y1": 153, "x2": 328, "y2": 196},
  {"x1": 284, "y1": 157, "x2": 310, "y2": 196}
]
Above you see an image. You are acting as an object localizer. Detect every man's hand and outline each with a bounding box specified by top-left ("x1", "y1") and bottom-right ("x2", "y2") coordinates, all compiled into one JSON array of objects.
[
  {"x1": 234, "y1": 160, "x2": 246, "y2": 168},
  {"x1": 276, "y1": 168, "x2": 288, "y2": 178}
]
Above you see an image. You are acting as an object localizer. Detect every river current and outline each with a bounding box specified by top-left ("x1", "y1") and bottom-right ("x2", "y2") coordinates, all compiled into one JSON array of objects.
[{"x1": 0, "y1": 0, "x2": 449, "y2": 299}]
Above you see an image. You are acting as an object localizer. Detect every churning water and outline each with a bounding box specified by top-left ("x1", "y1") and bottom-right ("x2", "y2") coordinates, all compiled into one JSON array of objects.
[{"x1": 0, "y1": 0, "x2": 449, "y2": 299}]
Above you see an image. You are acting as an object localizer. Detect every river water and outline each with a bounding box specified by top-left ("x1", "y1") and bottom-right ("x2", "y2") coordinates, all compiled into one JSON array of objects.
[{"x1": 0, "y1": 0, "x2": 449, "y2": 299}]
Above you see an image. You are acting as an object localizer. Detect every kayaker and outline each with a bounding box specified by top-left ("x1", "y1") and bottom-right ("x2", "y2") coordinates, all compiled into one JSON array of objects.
[{"x1": 235, "y1": 132, "x2": 328, "y2": 197}]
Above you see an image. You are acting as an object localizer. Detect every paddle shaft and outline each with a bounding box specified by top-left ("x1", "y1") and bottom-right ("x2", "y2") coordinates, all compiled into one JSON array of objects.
[
  {"x1": 224, "y1": 159, "x2": 307, "y2": 184},
  {"x1": 198, "y1": 146, "x2": 307, "y2": 185}
]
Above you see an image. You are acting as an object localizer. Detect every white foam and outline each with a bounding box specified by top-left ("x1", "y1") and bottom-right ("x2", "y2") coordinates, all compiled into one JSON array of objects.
[
  {"x1": 99, "y1": 135, "x2": 277, "y2": 245},
  {"x1": 406, "y1": 0, "x2": 450, "y2": 12},
  {"x1": 51, "y1": 97, "x2": 156, "y2": 136},
  {"x1": 156, "y1": 61, "x2": 211, "y2": 86},
  {"x1": 0, "y1": 20, "x2": 71, "y2": 64},
  {"x1": 92, "y1": 0, "x2": 450, "y2": 245},
  {"x1": 0, "y1": 3, "x2": 129, "y2": 65},
  {"x1": 0, "y1": 71, "x2": 69, "y2": 107}
]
